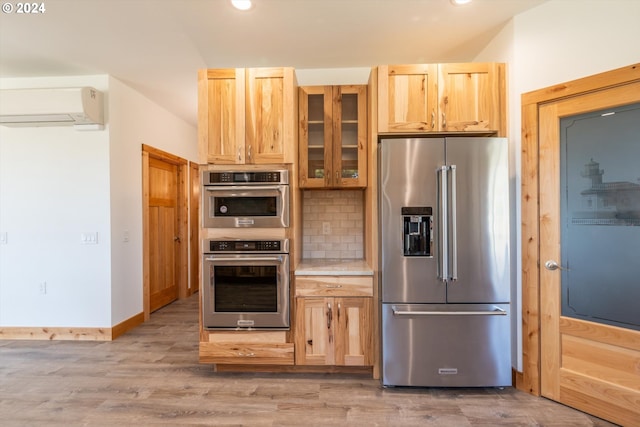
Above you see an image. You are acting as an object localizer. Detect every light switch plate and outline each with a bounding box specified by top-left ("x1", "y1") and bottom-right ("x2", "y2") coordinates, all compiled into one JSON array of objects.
[{"x1": 81, "y1": 232, "x2": 98, "y2": 244}]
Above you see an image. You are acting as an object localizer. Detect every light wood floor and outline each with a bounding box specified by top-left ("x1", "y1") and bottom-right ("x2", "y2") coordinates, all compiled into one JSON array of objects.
[{"x1": 0, "y1": 293, "x2": 618, "y2": 426}]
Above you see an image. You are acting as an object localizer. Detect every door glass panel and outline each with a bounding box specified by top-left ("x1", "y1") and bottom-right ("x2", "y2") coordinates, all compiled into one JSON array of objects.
[
  {"x1": 308, "y1": 94, "x2": 325, "y2": 179},
  {"x1": 341, "y1": 93, "x2": 358, "y2": 178},
  {"x1": 560, "y1": 102, "x2": 640, "y2": 331}
]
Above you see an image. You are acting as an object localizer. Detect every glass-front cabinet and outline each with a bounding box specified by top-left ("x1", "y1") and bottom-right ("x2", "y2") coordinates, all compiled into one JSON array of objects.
[{"x1": 299, "y1": 85, "x2": 367, "y2": 188}]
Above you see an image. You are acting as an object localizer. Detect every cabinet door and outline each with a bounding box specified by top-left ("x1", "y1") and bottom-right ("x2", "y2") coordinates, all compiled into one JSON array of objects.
[
  {"x1": 333, "y1": 85, "x2": 367, "y2": 188},
  {"x1": 294, "y1": 297, "x2": 334, "y2": 365},
  {"x1": 245, "y1": 67, "x2": 297, "y2": 164},
  {"x1": 299, "y1": 86, "x2": 333, "y2": 188},
  {"x1": 437, "y1": 63, "x2": 505, "y2": 134},
  {"x1": 377, "y1": 64, "x2": 438, "y2": 133},
  {"x1": 335, "y1": 297, "x2": 373, "y2": 366},
  {"x1": 198, "y1": 69, "x2": 245, "y2": 164}
]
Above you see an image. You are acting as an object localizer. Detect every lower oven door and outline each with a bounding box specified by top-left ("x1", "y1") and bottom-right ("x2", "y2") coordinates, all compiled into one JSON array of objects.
[
  {"x1": 202, "y1": 254, "x2": 290, "y2": 329},
  {"x1": 203, "y1": 185, "x2": 289, "y2": 228}
]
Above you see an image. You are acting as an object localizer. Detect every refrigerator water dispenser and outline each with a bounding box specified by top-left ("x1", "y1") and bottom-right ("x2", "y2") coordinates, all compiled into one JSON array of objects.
[{"x1": 402, "y1": 207, "x2": 433, "y2": 257}]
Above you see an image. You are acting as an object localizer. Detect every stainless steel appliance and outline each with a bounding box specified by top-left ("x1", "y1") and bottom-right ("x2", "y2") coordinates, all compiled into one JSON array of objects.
[
  {"x1": 379, "y1": 137, "x2": 511, "y2": 387},
  {"x1": 202, "y1": 170, "x2": 289, "y2": 228},
  {"x1": 202, "y1": 239, "x2": 290, "y2": 330}
]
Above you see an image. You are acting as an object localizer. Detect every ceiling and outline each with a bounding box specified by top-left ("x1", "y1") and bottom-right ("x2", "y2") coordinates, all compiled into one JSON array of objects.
[{"x1": 0, "y1": 0, "x2": 546, "y2": 126}]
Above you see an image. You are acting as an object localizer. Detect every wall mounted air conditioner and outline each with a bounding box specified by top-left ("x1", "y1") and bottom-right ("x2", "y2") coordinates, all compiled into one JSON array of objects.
[{"x1": 0, "y1": 87, "x2": 104, "y2": 129}]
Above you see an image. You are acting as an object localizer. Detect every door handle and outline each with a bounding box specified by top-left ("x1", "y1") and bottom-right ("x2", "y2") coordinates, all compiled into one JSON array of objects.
[{"x1": 544, "y1": 260, "x2": 568, "y2": 271}]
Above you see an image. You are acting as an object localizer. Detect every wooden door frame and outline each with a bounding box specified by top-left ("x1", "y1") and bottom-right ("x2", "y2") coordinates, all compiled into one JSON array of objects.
[
  {"x1": 142, "y1": 144, "x2": 189, "y2": 321},
  {"x1": 517, "y1": 63, "x2": 640, "y2": 395},
  {"x1": 188, "y1": 161, "x2": 200, "y2": 297}
]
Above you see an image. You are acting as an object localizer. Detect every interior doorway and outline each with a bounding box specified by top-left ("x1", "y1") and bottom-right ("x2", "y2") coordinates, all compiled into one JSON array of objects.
[
  {"x1": 519, "y1": 65, "x2": 640, "y2": 426},
  {"x1": 142, "y1": 144, "x2": 189, "y2": 319}
]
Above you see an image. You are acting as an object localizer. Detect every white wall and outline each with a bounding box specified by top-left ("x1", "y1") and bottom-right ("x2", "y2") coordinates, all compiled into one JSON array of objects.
[
  {"x1": 0, "y1": 75, "x2": 197, "y2": 328},
  {"x1": 0, "y1": 75, "x2": 112, "y2": 327},
  {"x1": 474, "y1": 0, "x2": 640, "y2": 371},
  {"x1": 108, "y1": 76, "x2": 197, "y2": 325}
]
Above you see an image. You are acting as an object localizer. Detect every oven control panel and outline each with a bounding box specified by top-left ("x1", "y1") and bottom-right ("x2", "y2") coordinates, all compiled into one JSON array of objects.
[
  {"x1": 203, "y1": 170, "x2": 289, "y2": 185},
  {"x1": 205, "y1": 239, "x2": 288, "y2": 253}
]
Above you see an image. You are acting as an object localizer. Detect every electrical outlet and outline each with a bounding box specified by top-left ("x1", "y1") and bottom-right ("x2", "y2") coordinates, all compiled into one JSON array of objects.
[
  {"x1": 123, "y1": 230, "x2": 130, "y2": 243},
  {"x1": 322, "y1": 222, "x2": 331, "y2": 235},
  {"x1": 39, "y1": 282, "x2": 47, "y2": 295}
]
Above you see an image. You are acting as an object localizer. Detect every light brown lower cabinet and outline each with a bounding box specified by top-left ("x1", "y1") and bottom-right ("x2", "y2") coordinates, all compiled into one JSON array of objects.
[{"x1": 294, "y1": 296, "x2": 373, "y2": 366}]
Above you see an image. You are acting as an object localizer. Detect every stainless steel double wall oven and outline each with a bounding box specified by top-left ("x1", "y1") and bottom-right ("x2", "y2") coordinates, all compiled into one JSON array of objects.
[{"x1": 201, "y1": 169, "x2": 291, "y2": 330}]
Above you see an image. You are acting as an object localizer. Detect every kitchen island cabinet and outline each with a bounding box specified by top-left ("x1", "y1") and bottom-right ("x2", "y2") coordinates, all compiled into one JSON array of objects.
[{"x1": 198, "y1": 67, "x2": 297, "y2": 164}]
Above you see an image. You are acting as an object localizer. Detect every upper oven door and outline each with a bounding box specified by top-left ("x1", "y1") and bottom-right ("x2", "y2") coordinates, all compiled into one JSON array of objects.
[{"x1": 203, "y1": 185, "x2": 289, "y2": 228}]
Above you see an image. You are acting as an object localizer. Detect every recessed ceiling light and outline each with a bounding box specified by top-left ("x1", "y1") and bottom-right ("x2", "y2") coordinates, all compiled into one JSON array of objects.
[
  {"x1": 450, "y1": 0, "x2": 472, "y2": 5},
  {"x1": 231, "y1": 0, "x2": 252, "y2": 11}
]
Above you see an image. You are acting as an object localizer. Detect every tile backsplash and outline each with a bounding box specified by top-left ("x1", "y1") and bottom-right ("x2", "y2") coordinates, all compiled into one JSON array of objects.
[{"x1": 302, "y1": 190, "x2": 364, "y2": 259}]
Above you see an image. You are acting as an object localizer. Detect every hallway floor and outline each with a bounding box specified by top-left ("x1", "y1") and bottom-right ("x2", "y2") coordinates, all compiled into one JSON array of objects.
[{"x1": 0, "y1": 293, "x2": 618, "y2": 426}]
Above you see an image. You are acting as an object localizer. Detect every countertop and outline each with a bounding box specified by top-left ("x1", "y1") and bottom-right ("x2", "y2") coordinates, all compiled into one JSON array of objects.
[{"x1": 294, "y1": 259, "x2": 373, "y2": 276}]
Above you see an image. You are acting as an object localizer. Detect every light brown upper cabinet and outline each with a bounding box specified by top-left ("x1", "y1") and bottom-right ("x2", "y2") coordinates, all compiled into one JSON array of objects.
[
  {"x1": 198, "y1": 67, "x2": 297, "y2": 164},
  {"x1": 299, "y1": 85, "x2": 367, "y2": 188},
  {"x1": 377, "y1": 63, "x2": 506, "y2": 136}
]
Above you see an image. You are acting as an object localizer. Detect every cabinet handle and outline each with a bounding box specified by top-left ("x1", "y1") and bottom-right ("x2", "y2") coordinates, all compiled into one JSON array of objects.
[
  {"x1": 248, "y1": 145, "x2": 252, "y2": 161},
  {"x1": 338, "y1": 303, "x2": 341, "y2": 319},
  {"x1": 431, "y1": 110, "x2": 436, "y2": 129},
  {"x1": 336, "y1": 171, "x2": 339, "y2": 181},
  {"x1": 237, "y1": 352, "x2": 256, "y2": 357},
  {"x1": 442, "y1": 112, "x2": 446, "y2": 129},
  {"x1": 324, "y1": 284, "x2": 342, "y2": 289},
  {"x1": 327, "y1": 302, "x2": 332, "y2": 329},
  {"x1": 237, "y1": 147, "x2": 241, "y2": 162}
]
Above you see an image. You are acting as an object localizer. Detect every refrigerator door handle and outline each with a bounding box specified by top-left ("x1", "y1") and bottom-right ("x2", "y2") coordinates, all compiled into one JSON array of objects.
[
  {"x1": 450, "y1": 165, "x2": 458, "y2": 281},
  {"x1": 392, "y1": 306, "x2": 507, "y2": 316},
  {"x1": 438, "y1": 166, "x2": 448, "y2": 282}
]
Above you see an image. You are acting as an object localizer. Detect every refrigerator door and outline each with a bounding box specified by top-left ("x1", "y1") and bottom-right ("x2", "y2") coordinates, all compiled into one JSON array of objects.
[
  {"x1": 444, "y1": 137, "x2": 510, "y2": 303},
  {"x1": 379, "y1": 138, "x2": 446, "y2": 304},
  {"x1": 381, "y1": 303, "x2": 512, "y2": 387}
]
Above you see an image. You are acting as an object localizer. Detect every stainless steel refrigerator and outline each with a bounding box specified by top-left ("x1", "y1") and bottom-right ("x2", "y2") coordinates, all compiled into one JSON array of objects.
[{"x1": 379, "y1": 137, "x2": 511, "y2": 387}]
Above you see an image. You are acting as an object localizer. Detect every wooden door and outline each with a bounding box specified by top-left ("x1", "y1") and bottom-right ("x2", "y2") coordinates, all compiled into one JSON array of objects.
[
  {"x1": 197, "y1": 68, "x2": 245, "y2": 164},
  {"x1": 335, "y1": 297, "x2": 373, "y2": 366},
  {"x1": 377, "y1": 64, "x2": 438, "y2": 133},
  {"x1": 438, "y1": 62, "x2": 505, "y2": 134},
  {"x1": 245, "y1": 67, "x2": 296, "y2": 164},
  {"x1": 142, "y1": 145, "x2": 188, "y2": 320},
  {"x1": 538, "y1": 82, "x2": 640, "y2": 426},
  {"x1": 295, "y1": 297, "x2": 334, "y2": 365},
  {"x1": 148, "y1": 156, "x2": 180, "y2": 312}
]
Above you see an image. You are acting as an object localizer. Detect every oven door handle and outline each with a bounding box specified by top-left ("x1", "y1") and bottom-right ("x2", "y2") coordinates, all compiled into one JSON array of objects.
[
  {"x1": 204, "y1": 185, "x2": 285, "y2": 192},
  {"x1": 204, "y1": 256, "x2": 285, "y2": 262}
]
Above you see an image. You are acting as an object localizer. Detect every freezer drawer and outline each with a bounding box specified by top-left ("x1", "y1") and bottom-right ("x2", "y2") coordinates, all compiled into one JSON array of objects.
[{"x1": 381, "y1": 303, "x2": 511, "y2": 387}]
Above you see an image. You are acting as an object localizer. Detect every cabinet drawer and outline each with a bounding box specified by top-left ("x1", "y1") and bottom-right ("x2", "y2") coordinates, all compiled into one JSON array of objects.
[
  {"x1": 199, "y1": 342, "x2": 294, "y2": 365},
  {"x1": 295, "y1": 276, "x2": 373, "y2": 297}
]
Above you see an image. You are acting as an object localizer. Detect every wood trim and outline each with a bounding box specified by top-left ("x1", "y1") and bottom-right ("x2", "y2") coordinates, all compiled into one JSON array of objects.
[
  {"x1": 188, "y1": 161, "x2": 200, "y2": 297},
  {"x1": 0, "y1": 327, "x2": 112, "y2": 341},
  {"x1": 111, "y1": 312, "x2": 145, "y2": 339},
  {"x1": 142, "y1": 149, "x2": 151, "y2": 321},
  {"x1": 213, "y1": 364, "x2": 373, "y2": 375},
  {"x1": 517, "y1": 62, "x2": 640, "y2": 396},
  {"x1": 522, "y1": 63, "x2": 640, "y2": 106}
]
